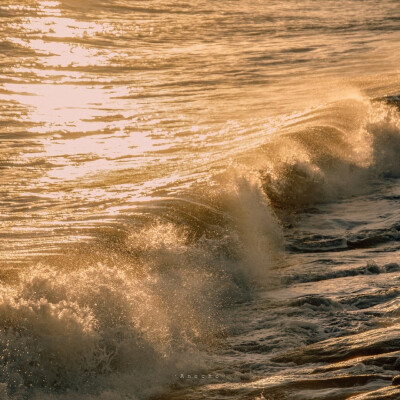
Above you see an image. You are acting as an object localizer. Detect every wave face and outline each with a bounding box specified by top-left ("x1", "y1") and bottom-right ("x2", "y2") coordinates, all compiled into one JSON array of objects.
[{"x1": 2, "y1": 0, "x2": 400, "y2": 399}]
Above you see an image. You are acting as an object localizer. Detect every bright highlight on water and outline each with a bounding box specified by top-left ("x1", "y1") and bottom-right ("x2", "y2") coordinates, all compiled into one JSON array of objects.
[{"x1": 2, "y1": 1, "x2": 400, "y2": 399}]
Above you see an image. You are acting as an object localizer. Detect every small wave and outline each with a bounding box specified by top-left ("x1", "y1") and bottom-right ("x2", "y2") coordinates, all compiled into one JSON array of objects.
[
  {"x1": 288, "y1": 235, "x2": 348, "y2": 253},
  {"x1": 272, "y1": 323, "x2": 400, "y2": 365},
  {"x1": 283, "y1": 262, "x2": 400, "y2": 285},
  {"x1": 287, "y1": 226, "x2": 400, "y2": 254}
]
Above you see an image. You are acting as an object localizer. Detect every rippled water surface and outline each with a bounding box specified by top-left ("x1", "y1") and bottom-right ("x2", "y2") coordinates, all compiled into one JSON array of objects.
[{"x1": 2, "y1": 1, "x2": 400, "y2": 399}]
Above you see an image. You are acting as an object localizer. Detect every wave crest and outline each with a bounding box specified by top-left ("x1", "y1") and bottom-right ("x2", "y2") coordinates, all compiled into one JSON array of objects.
[{"x1": 259, "y1": 98, "x2": 400, "y2": 208}]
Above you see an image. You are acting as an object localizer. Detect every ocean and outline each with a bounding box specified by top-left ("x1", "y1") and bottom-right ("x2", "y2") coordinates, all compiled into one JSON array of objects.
[{"x1": 1, "y1": 1, "x2": 400, "y2": 399}]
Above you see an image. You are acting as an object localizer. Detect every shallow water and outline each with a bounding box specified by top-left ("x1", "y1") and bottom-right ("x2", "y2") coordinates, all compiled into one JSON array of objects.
[{"x1": 2, "y1": 1, "x2": 400, "y2": 399}]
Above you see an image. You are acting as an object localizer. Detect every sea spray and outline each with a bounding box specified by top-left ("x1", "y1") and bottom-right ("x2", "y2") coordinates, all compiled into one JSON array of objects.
[
  {"x1": 260, "y1": 98, "x2": 400, "y2": 208},
  {"x1": 0, "y1": 175, "x2": 283, "y2": 399}
]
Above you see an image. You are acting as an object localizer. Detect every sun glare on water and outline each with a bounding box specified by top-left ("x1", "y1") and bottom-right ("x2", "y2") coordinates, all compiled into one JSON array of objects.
[{"x1": 2, "y1": 0, "x2": 163, "y2": 184}]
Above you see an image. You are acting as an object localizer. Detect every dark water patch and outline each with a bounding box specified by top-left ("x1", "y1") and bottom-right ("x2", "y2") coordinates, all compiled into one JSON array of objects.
[
  {"x1": 289, "y1": 295, "x2": 342, "y2": 309},
  {"x1": 347, "y1": 230, "x2": 400, "y2": 249},
  {"x1": 340, "y1": 288, "x2": 400, "y2": 310},
  {"x1": 378, "y1": 95, "x2": 400, "y2": 110}
]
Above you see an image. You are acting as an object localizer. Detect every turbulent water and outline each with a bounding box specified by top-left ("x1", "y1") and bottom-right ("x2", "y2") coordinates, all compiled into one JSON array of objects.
[{"x1": 2, "y1": 1, "x2": 400, "y2": 399}]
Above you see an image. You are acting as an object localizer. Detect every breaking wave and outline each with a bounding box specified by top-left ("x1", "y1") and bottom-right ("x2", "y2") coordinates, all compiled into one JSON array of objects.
[
  {"x1": 260, "y1": 97, "x2": 400, "y2": 208},
  {"x1": 0, "y1": 177, "x2": 282, "y2": 399},
  {"x1": 1, "y1": 95, "x2": 400, "y2": 399}
]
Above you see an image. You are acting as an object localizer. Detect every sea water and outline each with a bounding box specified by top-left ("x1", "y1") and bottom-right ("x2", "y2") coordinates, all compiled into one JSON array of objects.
[{"x1": 2, "y1": 1, "x2": 400, "y2": 399}]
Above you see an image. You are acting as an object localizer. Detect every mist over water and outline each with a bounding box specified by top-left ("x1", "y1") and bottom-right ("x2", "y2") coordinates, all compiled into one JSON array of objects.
[{"x1": 2, "y1": 1, "x2": 400, "y2": 399}]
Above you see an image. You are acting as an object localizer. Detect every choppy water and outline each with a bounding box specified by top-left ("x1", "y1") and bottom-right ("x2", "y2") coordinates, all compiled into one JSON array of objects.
[{"x1": 2, "y1": 1, "x2": 400, "y2": 399}]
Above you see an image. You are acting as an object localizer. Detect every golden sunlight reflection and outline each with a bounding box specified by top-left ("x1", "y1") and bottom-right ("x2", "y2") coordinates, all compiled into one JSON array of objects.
[
  {"x1": 1, "y1": 0, "x2": 176, "y2": 198},
  {"x1": 39, "y1": 132, "x2": 160, "y2": 182},
  {"x1": 3, "y1": 83, "x2": 136, "y2": 133},
  {"x1": 28, "y1": 39, "x2": 107, "y2": 68},
  {"x1": 19, "y1": 16, "x2": 106, "y2": 39},
  {"x1": 8, "y1": 3, "x2": 113, "y2": 67}
]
